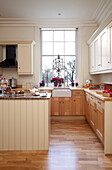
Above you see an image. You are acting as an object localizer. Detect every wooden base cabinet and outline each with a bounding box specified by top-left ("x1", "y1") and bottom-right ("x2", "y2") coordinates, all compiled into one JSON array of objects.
[
  {"x1": 85, "y1": 92, "x2": 104, "y2": 144},
  {"x1": 89, "y1": 95, "x2": 97, "y2": 131},
  {"x1": 96, "y1": 99, "x2": 104, "y2": 144},
  {"x1": 51, "y1": 97, "x2": 71, "y2": 115},
  {"x1": 71, "y1": 91, "x2": 84, "y2": 115}
]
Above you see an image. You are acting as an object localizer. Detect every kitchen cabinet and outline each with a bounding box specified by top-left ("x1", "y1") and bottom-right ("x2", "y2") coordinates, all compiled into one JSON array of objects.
[
  {"x1": 0, "y1": 46, "x2": 3, "y2": 75},
  {"x1": 94, "y1": 36, "x2": 101, "y2": 71},
  {"x1": 107, "y1": 22, "x2": 112, "y2": 69},
  {"x1": 71, "y1": 91, "x2": 84, "y2": 115},
  {"x1": 89, "y1": 42, "x2": 95, "y2": 73},
  {"x1": 96, "y1": 99, "x2": 104, "y2": 144},
  {"x1": 100, "y1": 28, "x2": 108, "y2": 70},
  {"x1": 85, "y1": 92, "x2": 104, "y2": 145},
  {"x1": 88, "y1": 23, "x2": 112, "y2": 74},
  {"x1": 51, "y1": 97, "x2": 71, "y2": 115},
  {"x1": 89, "y1": 95, "x2": 97, "y2": 131},
  {"x1": 18, "y1": 41, "x2": 35, "y2": 75},
  {"x1": 85, "y1": 92, "x2": 90, "y2": 122}
]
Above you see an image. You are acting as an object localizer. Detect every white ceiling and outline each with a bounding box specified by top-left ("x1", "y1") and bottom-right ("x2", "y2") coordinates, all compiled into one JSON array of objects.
[{"x1": 0, "y1": 0, "x2": 111, "y2": 23}]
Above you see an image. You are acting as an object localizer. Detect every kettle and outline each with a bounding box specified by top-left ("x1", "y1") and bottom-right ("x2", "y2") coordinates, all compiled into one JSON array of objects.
[{"x1": 9, "y1": 77, "x2": 17, "y2": 88}]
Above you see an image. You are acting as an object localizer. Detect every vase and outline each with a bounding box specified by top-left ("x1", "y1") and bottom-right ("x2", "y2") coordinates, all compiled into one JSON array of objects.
[
  {"x1": 59, "y1": 83, "x2": 62, "y2": 87},
  {"x1": 54, "y1": 82, "x2": 58, "y2": 87},
  {"x1": 71, "y1": 82, "x2": 74, "y2": 87}
]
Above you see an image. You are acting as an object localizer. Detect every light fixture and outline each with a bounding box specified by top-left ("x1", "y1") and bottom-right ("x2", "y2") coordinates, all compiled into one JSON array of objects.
[{"x1": 52, "y1": 55, "x2": 65, "y2": 77}]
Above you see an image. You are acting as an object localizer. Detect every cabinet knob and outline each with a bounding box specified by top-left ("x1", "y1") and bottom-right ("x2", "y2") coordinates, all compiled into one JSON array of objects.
[
  {"x1": 108, "y1": 61, "x2": 110, "y2": 63},
  {"x1": 19, "y1": 67, "x2": 20, "y2": 69},
  {"x1": 98, "y1": 64, "x2": 101, "y2": 66},
  {"x1": 74, "y1": 100, "x2": 75, "y2": 101}
]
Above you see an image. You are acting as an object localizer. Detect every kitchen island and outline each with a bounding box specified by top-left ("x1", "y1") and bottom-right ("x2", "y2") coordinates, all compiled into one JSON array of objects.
[{"x1": 0, "y1": 94, "x2": 51, "y2": 151}]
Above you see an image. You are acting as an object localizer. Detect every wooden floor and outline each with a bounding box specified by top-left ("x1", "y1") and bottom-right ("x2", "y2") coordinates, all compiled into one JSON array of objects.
[{"x1": 0, "y1": 116, "x2": 112, "y2": 170}]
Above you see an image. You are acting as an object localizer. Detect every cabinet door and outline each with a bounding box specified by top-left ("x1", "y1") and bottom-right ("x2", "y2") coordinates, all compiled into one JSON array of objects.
[
  {"x1": 100, "y1": 28, "x2": 108, "y2": 70},
  {"x1": 60, "y1": 98, "x2": 71, "y2": 115},
  {"x1": 94, "y1": 37, "x2": 101, "y2": 71},
  {"x1": 107, "y1": 22, "x2": 112, "y2": 69},
  {"x1": 0, "y1": 46, "x2": 3, "y2": 75},
  {"x1": 51, "y1": 98, "x2": 60, "y2": 115},
  {"x1": 85, "y1": 93, "x2": 90, "y2": 122},
  {"x1": 72, "y1": 95, "x2": 84, "y2": 115},
  {"x1": 18, "y1": 44, "x2": 33, "y2": 75},
  {"x1": 89, "y1": 95, "x2": 97, "y2": 131},
  {"x1": 90, "y1": 42, "x2": 95, "y2": 73},
  {"x1": 96, "y1": 99, "x2": 104, "y2": 144}
]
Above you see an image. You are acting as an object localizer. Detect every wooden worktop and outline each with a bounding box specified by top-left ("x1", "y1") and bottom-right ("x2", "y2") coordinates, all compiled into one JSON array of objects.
[
  {"x1": 11, "y1": 87, "x2": 112, "y2": 101},
  {"x1": 0, "y1": 93, "x2": 51, "y2": 100},
  {"x1": 84, "y1": 89, "x2": 112, "y2": 101}
]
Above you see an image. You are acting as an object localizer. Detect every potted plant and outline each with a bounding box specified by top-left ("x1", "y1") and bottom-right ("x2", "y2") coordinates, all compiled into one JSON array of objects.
[
  {"x1": 71, "y1": 80, "x2": 74, "y2": 87},
  {"x1": 59, "y1": 78, "x2": 64, "y2": 86},
  {"x1": 51, "y1": 77, "x2": 59, "y2": 87},
  {"x1": 40, "y1": 80, "x2": 45, "y2": 87}
]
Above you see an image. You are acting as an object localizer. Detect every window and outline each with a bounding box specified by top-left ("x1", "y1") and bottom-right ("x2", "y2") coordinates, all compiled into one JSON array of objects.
[{"x1": 41, "y1": 28, "x2": 77, "y2": 85}]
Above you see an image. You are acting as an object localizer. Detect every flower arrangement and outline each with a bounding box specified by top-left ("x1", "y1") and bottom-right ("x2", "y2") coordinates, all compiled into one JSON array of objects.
[
  {"x1": 40, "y1": 80, "x2": 45, "y2": 87},
  {"x1": 51, "y1": 77, "x2": 64, "y2": 87},
  {"x1": 51, "y1": 77, "x2": 59, "y2": 83},
  {"x1": 71, "y1": 80, "x2": 74, "y2": 87}
]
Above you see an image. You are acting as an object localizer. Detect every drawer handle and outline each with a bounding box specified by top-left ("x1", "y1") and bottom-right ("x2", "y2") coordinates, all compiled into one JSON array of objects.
[
  {"x1": 94, "y1": 109, "x2": 96, "y2": 112},
  {"x1": 98, "y1": 101, "x2": 101, "y2": 104},
  {"x1": 98, "y1": 64, "x2": 101, "y2": 66},
  {"x1": 75, "y1": 92, "x2": 80, "y2": 94},
  {"x1": 108, "y1": 61, "x2": 110, "y2": 63}
]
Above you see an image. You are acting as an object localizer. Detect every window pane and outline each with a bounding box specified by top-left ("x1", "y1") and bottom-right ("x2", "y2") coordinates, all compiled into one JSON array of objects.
[
  {"x1": 42, "y1": 56, "x2": 53, "y2": 70},
  {"x1": 42, "y1": 42, "x2": 53, "y2": 55},
  {"x1": 65, "y1": 31, "x2": 76, "y2": 41},
  {"x1": 54, "y1": 31, "x2": 64, "y2": 41},
  {"x1": 42, "y1": 31, "x2": 53, "y2": 41},
  {"x1": 54, "y1": 42, "x2": 64, "y2": 55},
  {"x1": 65, "y1": 57, "x2": 76, "y2": 70},
  {"x1": 65, "y1": 42, "x2": 76, "y2": 55}
]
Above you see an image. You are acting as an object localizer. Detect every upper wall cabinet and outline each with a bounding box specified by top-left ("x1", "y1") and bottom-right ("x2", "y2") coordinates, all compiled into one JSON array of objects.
[
  {"x1": 18, "y1": 41, "x2": 35, "y2": 75},
  {"x1": 89, "y1": 24, "x2": 112, "y2": 74},
  {"x1": 90, "y1": 42, "x2": 95, "y2": 72}
]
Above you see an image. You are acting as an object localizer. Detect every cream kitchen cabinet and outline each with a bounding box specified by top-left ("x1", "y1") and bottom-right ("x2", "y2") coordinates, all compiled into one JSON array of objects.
[
  {"x1": 100, "y1": 28, "x2": 108, "y2": 70},
  {"x1": 88, "y1": 24, "x2": 112, "y2": 74},
  {"x1": 18, "y1": 41, "x2": 35, "y2": 75},
  {"x1": 89, "y1": 42, "x2": 95, "y2": 73},
  {"x1": 107, "y1": 22, "x2": 112, "y2": 69},
  {"x1": 94, "y1": 36, "x2": 101, "y2": 71}
]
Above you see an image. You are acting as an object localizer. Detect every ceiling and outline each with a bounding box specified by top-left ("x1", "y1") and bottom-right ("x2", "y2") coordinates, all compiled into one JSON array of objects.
[{"x1": 0, "y1": 0, "x2": 111, "y2": 24}]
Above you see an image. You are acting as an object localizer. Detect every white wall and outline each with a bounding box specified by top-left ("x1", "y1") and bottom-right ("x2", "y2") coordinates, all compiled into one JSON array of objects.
[{"x1": 0, "y1": 24, "x2": 99, "y2": 87}]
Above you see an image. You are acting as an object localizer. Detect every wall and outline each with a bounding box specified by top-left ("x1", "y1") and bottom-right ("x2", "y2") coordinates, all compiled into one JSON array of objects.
[{"x1": 0, "y1": 24, "x2": 99, "y2": 87}]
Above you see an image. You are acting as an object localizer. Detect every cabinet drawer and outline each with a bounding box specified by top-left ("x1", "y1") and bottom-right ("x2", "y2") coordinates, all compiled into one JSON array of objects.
[
  {"x1": 90, "y1": 95, "x2": 96, "y2": 106},
  {"x1": 72, "y1": 91, "x2": 84, "y2": 96},
  {"x1": 85, "y1": 92, "x2": 90, "y2": 102},
  {"x1": 96, "y1": 99, "x2": 104, "y2": 112}
]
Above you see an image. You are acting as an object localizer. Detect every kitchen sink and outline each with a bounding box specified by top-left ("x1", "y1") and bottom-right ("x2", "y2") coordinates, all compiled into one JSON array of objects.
[{"x1": 52, "y1": 88, "x2": 71, "y2": 97}]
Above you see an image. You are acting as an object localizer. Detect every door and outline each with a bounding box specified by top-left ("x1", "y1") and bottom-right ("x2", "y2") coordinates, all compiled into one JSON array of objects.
[
  {"x1": 72, "y1": 95, "x2": 84, "y2": 115},
  {"x1": 100, "y1": 28, "x2": 108, "y2": 70},
  {"x1": 96, "y1": 99, "x2": 104, "y2": 144},
  {"x1": 90, "y1": 42, "x2": 95, "y2": 73},
  {"x1": 94, "y1": 37, "x2": 101, "y2": 71},
  {"x1": 18, "y1": 44, "x2": 33, "y2": 75},
  {"x1": 60, "y1": 98, "x2": 71, "y2": 115},
  {"x1": 51, "y1": 98, "x2": 60, "y2": 115},
  {"x1": 89, "y1": 95, "x2": 97, "y2": 131}
]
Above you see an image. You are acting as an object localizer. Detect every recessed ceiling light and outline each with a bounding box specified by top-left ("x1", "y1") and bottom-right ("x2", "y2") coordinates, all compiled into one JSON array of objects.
[{"x1": 58, "y1": 13, "x2": 61, "y2": 16}]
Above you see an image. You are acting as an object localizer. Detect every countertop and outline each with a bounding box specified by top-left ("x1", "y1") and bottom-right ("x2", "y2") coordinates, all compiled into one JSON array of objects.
[
  {"x1": 84, "y1": 89, "x2": 112, "y2": 101},
  {"x1": 0, "y1": 93, "x2": 51, "y2": 100}
]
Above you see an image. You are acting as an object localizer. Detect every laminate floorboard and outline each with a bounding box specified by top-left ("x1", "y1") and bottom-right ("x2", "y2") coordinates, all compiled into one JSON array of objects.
[{"x1": 0, "y1": 116, "x2": 112, "y2": 170}]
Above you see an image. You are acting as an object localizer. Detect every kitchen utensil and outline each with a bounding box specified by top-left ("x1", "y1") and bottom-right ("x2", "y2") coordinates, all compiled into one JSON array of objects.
[{"x1": 9, "y1": 77, "x2": 17, "y2": 88}]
